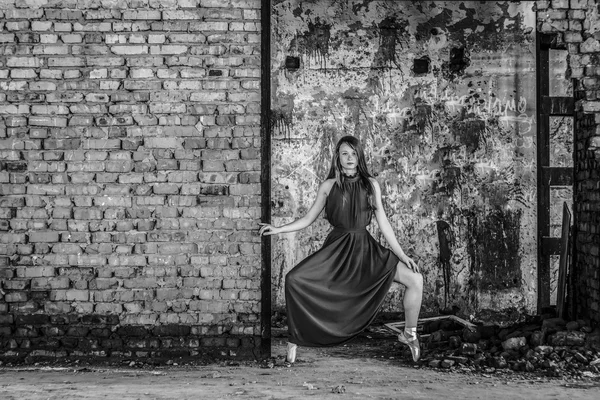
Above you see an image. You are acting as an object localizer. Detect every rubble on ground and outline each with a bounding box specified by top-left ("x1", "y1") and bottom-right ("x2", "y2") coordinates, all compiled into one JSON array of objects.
[{"x1": 419, "y1": 313, "x2": 600, "y2": 379}]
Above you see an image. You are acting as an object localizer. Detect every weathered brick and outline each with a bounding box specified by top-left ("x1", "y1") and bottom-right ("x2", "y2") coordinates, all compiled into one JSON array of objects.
[
  {"x1": 31, "y1": 277, "x2": 70, "y2": 290},
  {"x1": 6, "y1": 57, "x2": 42, "y2": 68},
  {"x1": 15, "y1": 266, "x2": 56, "y2": 278},
  {"x1": 29, "y1": 231, "x2": 59, "y2": 243},
  {"x1": 145, "y1": 138, "x2": 183, "y2": 149},
  {"x1": 111, "y1": 45, "x2": 149, "y2": 55},
  {"x1": 123, "y1": 10, "x2": 161, "y2": 20},
  {"x1": 4, "y1": 292, "x2": 28, "y2": 302},
  {"x1": 32, "y1": 117, "x2": 69, "y2": 128}
]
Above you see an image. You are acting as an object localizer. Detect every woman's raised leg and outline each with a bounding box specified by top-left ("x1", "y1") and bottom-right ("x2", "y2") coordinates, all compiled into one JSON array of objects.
[
  {"x1": 394, "y1": 260, "x2": 423, "y2": 361},
  {"x1": 394, "y1": 260, "x2": 423, "y2": 327}
]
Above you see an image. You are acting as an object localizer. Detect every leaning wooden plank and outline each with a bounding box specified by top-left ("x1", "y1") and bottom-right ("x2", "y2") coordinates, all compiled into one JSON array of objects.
[
  {"x1": 557, "y1": 202, "x2": 572, "y2": 319},
  {"x1": 384, "y1": 315, "x2": 476, "y2": 334},
  {"x1": 448, "y1": 315, "x2": 477, "y2": 330}
]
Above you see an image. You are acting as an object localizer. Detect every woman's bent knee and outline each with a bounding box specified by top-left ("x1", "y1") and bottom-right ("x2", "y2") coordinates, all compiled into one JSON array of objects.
[
  {"x1": 412, "y1": 272, "x2": 423, "y2": 290},
  {"x1": 395, "y1": 262, "x2": 423, "y2": 289}
]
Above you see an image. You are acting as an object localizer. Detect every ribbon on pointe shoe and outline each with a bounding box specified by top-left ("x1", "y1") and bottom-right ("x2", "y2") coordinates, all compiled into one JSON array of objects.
[{"x1": 286, "y1": 342, "x2": 297, "y2": 363}]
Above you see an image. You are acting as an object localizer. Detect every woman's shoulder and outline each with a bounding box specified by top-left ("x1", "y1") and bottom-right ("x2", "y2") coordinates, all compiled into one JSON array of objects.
[
  {"x1": 318, "y1": 178, "x2": 336, "y2": 196},
  {"x1": 367, "y1": 176, "x2": 382, "y2": 192},
  {"x1": 368, "y1": 176, "x2": 380, "y2": 186},
  {"x1": 321, "y1": 178, "x2": 336, "y2": 190}
]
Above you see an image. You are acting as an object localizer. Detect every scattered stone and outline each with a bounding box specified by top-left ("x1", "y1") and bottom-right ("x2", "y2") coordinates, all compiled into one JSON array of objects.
[
  {"x1": 477, "y1": 339, "x2": 490, "y2": 351},
  {"x1": 413, "y1": 313, "x2": 600, "y2": 379},
  {"x1": 542, "y1": 318, "x2": 566, "y2": 334},
  {"x1": 502, "y1": 337, "x2": 526, "y2": 351},
  {"x1": 461, "y1": 343, "x2": 478, "y2": 356},
  {"x1": 574, "y1": 352, "x2": 588, "y2": 364},
  {"x1": 581, "y1": 326, "x2": 593, "y2": 333},
  {"x1": 331, "y1": 385, "x2": 346, "y2": 393},
  {"x1": 449, "y1": 336, "x2": 462, "y2": 348},
  {"x1": 549, "y1": 331, "x2": 586, "y2": 346},
  {"x1": 448, "y1": 356, "x2": 469, "y2": 365},
  {"x1": 534, "y1": 345, "x2": 554, "y2": 355},
  {"x1": 566, "y1": 321, "x2": 580, "y2": 331},
  {"x1": 525, "y1": 361, "x2": 535, "y2": 372},
  {"x1": 462, "y1": 328, "x2": 481, "y2": 343},
  {"x1": 530, "y1": 331, "x2": 545, "y2": 347},
  {"x1": 429, "y1": 330, "x2": 445, "y2": 343},
  {"x1": 478, "y1": 325, "x2": 497, "y2": 339},
  {"x1": 506, "y1": 330, "x2": 524, "y2": 340},
  {"x1": 498, "y1": 329, "x2": 511, "y2": 341},
  {"x1": 491, "y1": 356, "x2": 508, "y2": 369}
]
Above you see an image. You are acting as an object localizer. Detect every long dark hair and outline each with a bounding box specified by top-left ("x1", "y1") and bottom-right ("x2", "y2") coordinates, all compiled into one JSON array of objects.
[{"x1": 326, "y1": 135, "x2": 376, "y2": 210}]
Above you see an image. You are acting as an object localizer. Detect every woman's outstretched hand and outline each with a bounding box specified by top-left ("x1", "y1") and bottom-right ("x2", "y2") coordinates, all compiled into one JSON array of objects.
[
  {"x1": 400, "y1": 254, "x2": 420, "y2": 273},
  {"x1": 259, "y1": 223, "x2": 281, "y2": 236}
]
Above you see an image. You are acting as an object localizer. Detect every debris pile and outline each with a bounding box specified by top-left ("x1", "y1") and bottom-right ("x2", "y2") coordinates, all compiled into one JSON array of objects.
[{"x1": 419, "y1": 315, "x2": 600, "y2": 378}]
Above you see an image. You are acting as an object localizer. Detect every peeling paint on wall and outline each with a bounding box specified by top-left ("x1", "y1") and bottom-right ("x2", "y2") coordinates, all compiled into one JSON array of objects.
[{"x1": 271, "y1": 1, "x2": 537, "y2": 315}]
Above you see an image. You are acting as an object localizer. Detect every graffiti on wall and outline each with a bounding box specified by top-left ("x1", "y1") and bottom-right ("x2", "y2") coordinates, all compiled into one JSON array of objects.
[{"x1": 271, "y1": 1, "x2": 537, "y2": 315}]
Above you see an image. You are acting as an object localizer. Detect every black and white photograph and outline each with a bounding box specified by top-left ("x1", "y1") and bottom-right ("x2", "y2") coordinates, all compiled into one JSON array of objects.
[{"x1": 0, "y1": 0, "x2": 599, "y2": 398}]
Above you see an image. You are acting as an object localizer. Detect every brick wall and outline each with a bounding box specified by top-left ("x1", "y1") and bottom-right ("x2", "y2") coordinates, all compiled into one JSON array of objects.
[
  {"x1": 537, "y1": 0, "x2": 600, "y2": 323},
  {"x1": 0, "y1": 0, "x2": 264, "y2": 360}
]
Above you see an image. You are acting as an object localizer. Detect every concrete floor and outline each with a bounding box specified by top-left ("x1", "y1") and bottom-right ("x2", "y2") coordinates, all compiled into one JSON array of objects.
[{"x1": 1, "y1": 337, "x2": 599, "y2": 399}]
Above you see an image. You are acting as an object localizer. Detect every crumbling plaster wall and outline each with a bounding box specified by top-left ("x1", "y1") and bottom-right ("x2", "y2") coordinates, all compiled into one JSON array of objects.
[{"x1": 271, "y1": 0, "x2": 540, "y2": 316}]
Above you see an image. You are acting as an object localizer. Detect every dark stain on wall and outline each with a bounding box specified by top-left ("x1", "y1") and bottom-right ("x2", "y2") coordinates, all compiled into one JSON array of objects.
[
  {"x1": 402, "y1": 99, "x2": 433, "y2": 135},
  {"x1": 271, "y1": 95, "x2": 294, "y2": 138},
  {"x1": 414, "y1": 2, "x2": 529, "y2": 52},
  {"x1": 467, "y1": 209, "x2": 522, "y2": 291},
  {"x1": 442, "y1": 47, "x2": 471, "y2": 81},
  {"x1": 374, "y1": 17, "x2": 403, "y2": 69},
  {"x1": 436, "y1": 220, "x2": 454, "y2": 309},
  {"x1": 452, "y1": 117, "x2": 485, "y2": 153},
  {"x1": 295, "y1": 18, "x2": 331, "y2": 68}
]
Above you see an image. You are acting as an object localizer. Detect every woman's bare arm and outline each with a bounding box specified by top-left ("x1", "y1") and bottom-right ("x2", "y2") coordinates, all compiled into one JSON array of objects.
[
  {"x1": 259, "y1": 179, "x2": 335, "y2": 236},
  {"x1": 371, "y1": 178, "x2": 420, "y2": 272}
]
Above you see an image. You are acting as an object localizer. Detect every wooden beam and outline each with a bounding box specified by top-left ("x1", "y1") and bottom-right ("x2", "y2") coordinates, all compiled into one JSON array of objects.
[
  {"x1": 541, "y1": 236, "x2": 561, "y2": 256},
  {"x1": 260, "y1": 0, "x2": 272, "y2": 359},
  {"x1": 541, "y1": 96, "x2": 575, "y2": 115},
  {"x1": 541, "y1": 167, "x2": 573, "y2": 186}
]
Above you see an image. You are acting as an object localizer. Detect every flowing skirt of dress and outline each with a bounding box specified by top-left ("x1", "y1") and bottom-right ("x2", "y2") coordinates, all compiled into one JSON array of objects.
[{"x1": 285, "y1": 177, "x2": 399, "y2": 347}]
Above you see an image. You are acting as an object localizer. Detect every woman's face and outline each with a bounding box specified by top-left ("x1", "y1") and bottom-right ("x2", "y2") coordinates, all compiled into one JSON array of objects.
[{"x1": 338, "y1": 143, "x2": 358, "y2": 173}]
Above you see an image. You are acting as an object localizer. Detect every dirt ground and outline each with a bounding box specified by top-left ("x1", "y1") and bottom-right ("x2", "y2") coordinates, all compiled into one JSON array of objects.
[{"x1": 1, "y1": 333, "x2": 600, "y2": 400}]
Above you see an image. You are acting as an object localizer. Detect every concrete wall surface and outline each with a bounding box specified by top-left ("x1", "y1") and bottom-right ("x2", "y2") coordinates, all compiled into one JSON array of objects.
[{"x1": 271, "y1": 0, "x2": 539, "y2": 316}]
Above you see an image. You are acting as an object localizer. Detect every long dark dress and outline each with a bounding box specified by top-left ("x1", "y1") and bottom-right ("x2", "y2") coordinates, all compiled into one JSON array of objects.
[{"x1": 285, "y1": 175, "x2": 400, "y2": 347}]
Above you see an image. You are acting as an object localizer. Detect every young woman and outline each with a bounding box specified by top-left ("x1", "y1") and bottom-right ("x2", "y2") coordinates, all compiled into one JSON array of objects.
[{"x1": 259, "y1": 135, "x2": 423, "y2": 363}]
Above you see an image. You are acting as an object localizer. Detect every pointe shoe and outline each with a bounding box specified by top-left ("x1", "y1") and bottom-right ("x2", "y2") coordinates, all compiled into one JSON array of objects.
[
  {"x1": 398, "y1": 331, "x2": 421, "y2": 362},
  {"x1": 286, "y1": 342, "x2": 297, "y2": 363}
]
